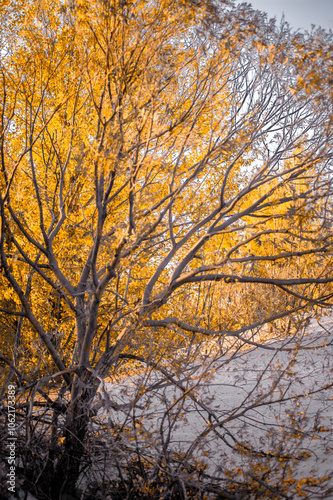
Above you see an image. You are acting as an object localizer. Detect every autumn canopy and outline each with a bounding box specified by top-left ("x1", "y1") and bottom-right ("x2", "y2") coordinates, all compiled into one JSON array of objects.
[{"x1": 0, "y1": 0, "x2": 332, "y2": 498}]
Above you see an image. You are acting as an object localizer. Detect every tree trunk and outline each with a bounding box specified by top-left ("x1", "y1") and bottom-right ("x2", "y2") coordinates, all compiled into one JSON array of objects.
[{"x1": 37, "y1": 371, "x2": 100, "y2": 499}]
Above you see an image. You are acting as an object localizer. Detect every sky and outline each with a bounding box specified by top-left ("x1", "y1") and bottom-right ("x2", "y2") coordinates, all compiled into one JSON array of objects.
[{"x1": 243, "y1": 0, "x2": 333, "y2": 32}]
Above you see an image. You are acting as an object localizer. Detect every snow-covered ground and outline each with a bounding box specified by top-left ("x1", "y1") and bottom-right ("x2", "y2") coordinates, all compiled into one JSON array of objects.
[{"x1": 94, "y1": 315, "x2": 333, "y2": 498}]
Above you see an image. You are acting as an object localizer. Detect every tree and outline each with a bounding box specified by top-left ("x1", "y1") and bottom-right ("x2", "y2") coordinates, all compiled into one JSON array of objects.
[{"x1": 0, "y1": 0, "x2": 333, "y2": 498}]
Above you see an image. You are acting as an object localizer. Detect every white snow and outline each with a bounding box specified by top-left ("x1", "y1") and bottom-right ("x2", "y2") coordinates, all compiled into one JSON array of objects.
[{"x1": 94, "y1": 315, "x2": 333, "y2": 497}]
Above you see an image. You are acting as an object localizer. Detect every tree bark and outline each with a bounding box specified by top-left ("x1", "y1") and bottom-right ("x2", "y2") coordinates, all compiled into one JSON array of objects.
[{"x1": 37, "y1": 370, "x2": 100, "y2": 499}]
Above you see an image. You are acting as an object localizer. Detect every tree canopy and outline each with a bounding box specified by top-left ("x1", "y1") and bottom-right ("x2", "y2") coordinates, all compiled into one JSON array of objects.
[{"x1": 0, "y1": 0, "x2": 333, "y2": 498}]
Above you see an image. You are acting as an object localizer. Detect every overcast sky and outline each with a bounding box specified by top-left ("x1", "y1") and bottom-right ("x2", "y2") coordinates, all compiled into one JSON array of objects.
[{"x1": 243, "y1": 0, "x2": 333, "y2": 32}]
